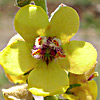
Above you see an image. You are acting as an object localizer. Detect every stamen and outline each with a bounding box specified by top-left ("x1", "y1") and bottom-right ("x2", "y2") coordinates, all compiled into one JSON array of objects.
[
  {"x1": 53, "y1": 40, "x2": 59, "y2": 46},
  {"x1": 32, "y1": 49, "x2": 41, "y2": 56},
  {"x1": 57, "y1": 52, "x2": 66, "y2": 57},
  {"x1": 38, "y1": 37, "x2": 42, "y2": 45},
  {"x1": 32, "y1": 36, "x2": 65, "y2": 64},
  {"x1": 88, "y1": 72, "x2": 98, "y2": 81}
]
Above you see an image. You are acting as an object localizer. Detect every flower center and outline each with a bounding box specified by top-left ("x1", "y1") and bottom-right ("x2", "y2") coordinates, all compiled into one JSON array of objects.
[{"x1": 32, "y1": 36, "x2": 66, "y2": 65}]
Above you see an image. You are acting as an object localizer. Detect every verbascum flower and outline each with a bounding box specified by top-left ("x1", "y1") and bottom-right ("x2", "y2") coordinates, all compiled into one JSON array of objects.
[
  {"x1": 0, "y1": 4, "x2": 97, "y2": 96},
  {"x1": 62, "y1": 63, "x2": 98, "y2": 100},
  {"x1": 62, "y1": 80, "x2": 97, "y2": 100},
  {"x1": 69, "y1": 62, "x2": 97, "y2": 84}
]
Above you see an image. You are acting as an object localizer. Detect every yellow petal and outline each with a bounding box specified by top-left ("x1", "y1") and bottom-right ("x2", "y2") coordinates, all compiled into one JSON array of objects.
[
  {"x1": 0, "y1": 40, "x2": 37, "y2": 75},
  {"x1": 58, "y1": 41, "x2": 97, "y2": 74},
  {"x1": 28, "y1": 60, "x2": 69, "y2": 96},
  {"x1": 6, "y1": 73, "x2": 28, "y2": 84},
  {"x1": 14, "y1": 5, "x2": 49, "y2": 43},
  {"x1": 7, "y1": 34, "x2": 24, "y2": 45},
  {"x1": 46, "y1": 6, "x2": 79, "y2": 43},
  {"x1": 69, "y1": 62, "x2": 97, "y2": 84},
  {"x1": 70, "y1": 80, "x2": 97, "y2": 100}
]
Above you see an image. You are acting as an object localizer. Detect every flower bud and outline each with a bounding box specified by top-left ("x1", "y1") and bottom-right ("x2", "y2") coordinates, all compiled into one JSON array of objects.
[
  {"x1": 16, "y1": 0, "x2": 32, "y2": 7},
  {"x1": 2, "y1": 84, "x2": 33, "y2": 100}
]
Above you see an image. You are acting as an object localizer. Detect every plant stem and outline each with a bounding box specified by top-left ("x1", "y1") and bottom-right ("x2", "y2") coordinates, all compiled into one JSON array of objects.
[{"x1": 34, "y1": 0, "x2": 47, "y2": 12}]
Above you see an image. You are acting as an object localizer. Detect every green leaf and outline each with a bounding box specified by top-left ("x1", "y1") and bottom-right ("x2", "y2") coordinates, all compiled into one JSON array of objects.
[
  {"x1": 34, "y1": 0, "x2": 47, "y2": 12},
  {"x1": 44, "y1": 95, "x2": 59, "y2": 100},
  {"x1": 68, "y1": 84, "x2": 81, "y2": 90}
]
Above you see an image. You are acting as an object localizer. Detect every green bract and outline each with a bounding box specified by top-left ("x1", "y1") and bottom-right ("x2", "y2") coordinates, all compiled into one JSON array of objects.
[{"x1": 0, "y1": 4, "x2": 97, "y2": 96}]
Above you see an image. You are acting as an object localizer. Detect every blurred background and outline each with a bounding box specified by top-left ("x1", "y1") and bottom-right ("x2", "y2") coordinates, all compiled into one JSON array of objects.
[{"x1": 0, "y1": 0, "x2": 100, "y2": 99}]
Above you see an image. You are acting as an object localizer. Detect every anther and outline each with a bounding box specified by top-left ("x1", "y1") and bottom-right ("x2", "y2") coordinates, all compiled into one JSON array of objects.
[
  {"x1": 32, "y1": 49, "x2": 41, "y2": 56},
  {"x1": 38, "y1": 37, "x2": 42, "y2": 45},
  {"x1": 88, "y1": 72, "x2": 98, "y2": 81},
  {"x1": 32, "y1": 36, "x2": 65, "y2": 64},
  {"x1": 57, "y1": 52, "x2": 66, "y2": 57},
  {"x1": 53, "y1": 40, "x2": 59, "y2": 46}
]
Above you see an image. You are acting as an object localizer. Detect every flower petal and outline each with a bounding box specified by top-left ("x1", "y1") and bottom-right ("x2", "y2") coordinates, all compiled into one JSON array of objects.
[
  {"x1": 71, "y1": 80, "x2": 97, "y2": 100},
  {"x1": 28, "y1": 61, "x2": 69, "y2": 96},
  {"x1": 88, "y1": 80, "x2": 97, "y2": 100},
  {"x1": 0, "y1": 40, "x2": 37, "y2": 75},
  {"x1": 46, "y1": 6, "x2": 79, "y2": 43},
  {"x1": 57, "y1": 41, "x2": 97, "y2": 74},
  {"x1": 6, "y1": 73, "x2": 28, "y2": 84},
  {"x1": 63, "y1": 80, "x2": 97, "y2": 100},
  {"x1": 14, "y1": 5, "x2": 49, "y2": 43},
  {"x1": 69, "y1": 62, "x2": 97, "y2": 84},
  {"x1": 7, "y1": 34, "x2": 25, "y2": 45}
]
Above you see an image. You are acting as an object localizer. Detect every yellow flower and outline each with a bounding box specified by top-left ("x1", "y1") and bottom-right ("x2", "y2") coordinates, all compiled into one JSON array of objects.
[
  {"x1": 62, "y1": 63, "x2": 98, "y2": 100},
  {"x1": 62, "y1": 80, "x2": 97, "y2": 100},
  {"x1": 0, "y1": 4, "x2": 97, "y2": 96}
]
